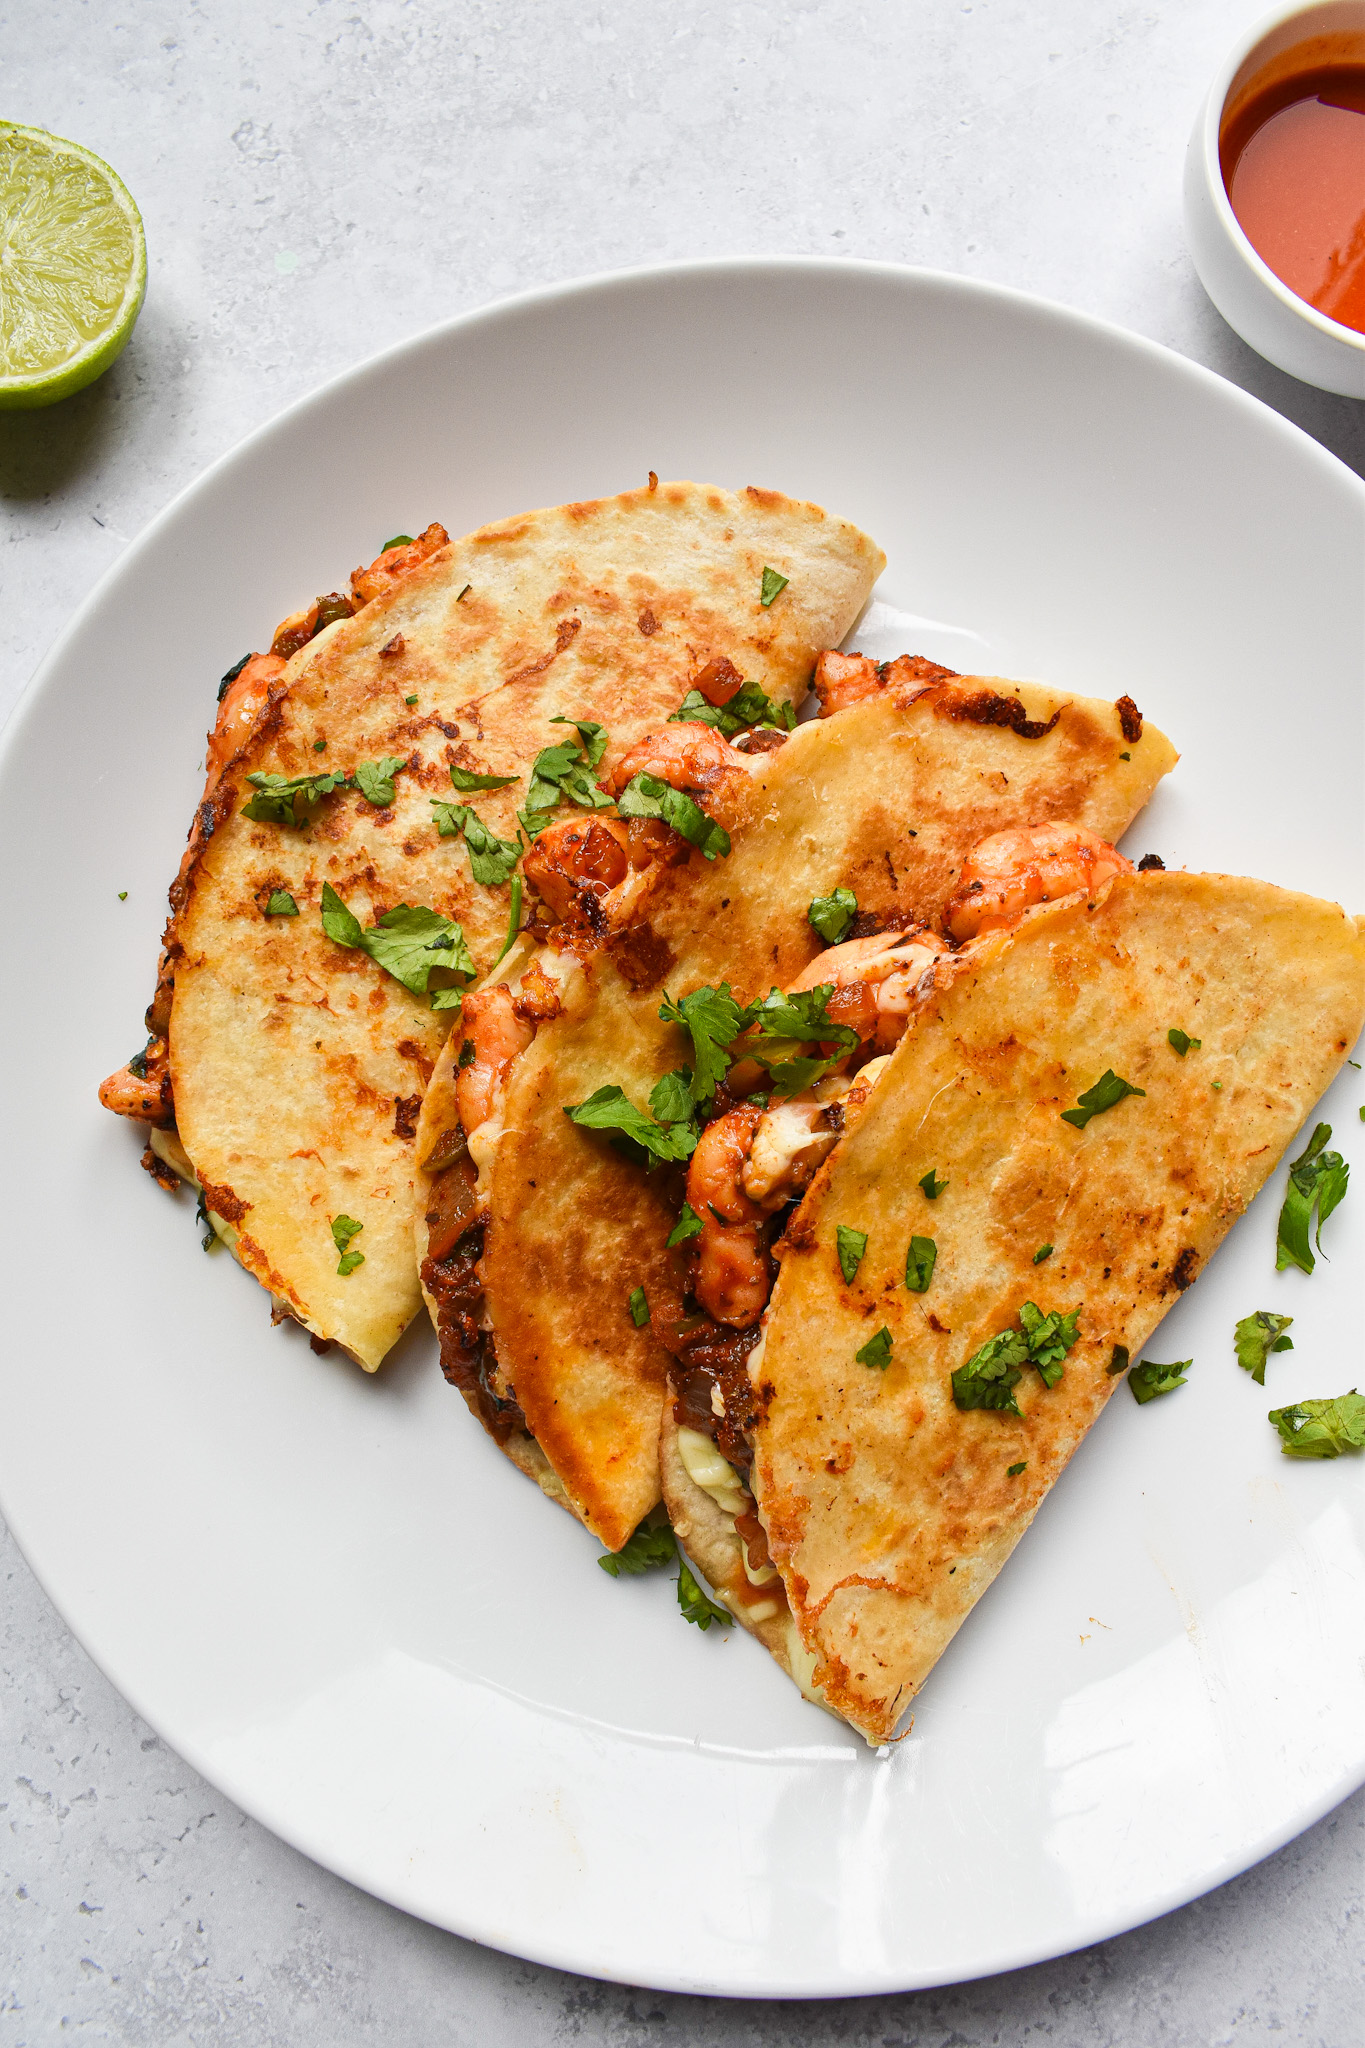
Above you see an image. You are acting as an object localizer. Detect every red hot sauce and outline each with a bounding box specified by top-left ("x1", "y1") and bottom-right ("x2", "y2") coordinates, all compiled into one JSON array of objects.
[{"x1": 1221, "y1": 59, "x2": 1365, "y2": 335}]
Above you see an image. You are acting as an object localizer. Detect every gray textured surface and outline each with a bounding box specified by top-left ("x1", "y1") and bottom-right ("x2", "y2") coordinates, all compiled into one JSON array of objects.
[{"x1": 3, "y1": 0, "x2": 1363, "y2": 2038}]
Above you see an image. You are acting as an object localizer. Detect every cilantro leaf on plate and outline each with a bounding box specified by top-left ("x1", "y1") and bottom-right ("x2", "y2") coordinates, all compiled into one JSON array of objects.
[
  {"x1": 1268, "y1": 1390, "x2": 1365, "y2": 1458},
  {"x1": 1129, "y1": 1356, "x2": 1191, "y2": 1403},
  {"x1": 1276, "y1": 1123, "x2": 1349, "y2": 1274},
  {"x1": 1234, "y1": 1310, "x2": 1294, "y2": 1385},
  {"x1": 677, "y1": 1558, "x2": 730, "y2": 1629},
  {"x1": 598, "y1": 1515, "x2": 677, "y2": 1576}
]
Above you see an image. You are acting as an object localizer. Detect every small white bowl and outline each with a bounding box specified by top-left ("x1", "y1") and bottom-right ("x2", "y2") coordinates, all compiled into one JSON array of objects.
[{"x1": 1184, "y1": 0, "x2": 1365, "y2": 397}]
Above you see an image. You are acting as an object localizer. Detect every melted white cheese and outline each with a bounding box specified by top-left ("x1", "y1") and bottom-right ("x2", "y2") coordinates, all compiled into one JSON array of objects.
[{"x1": 676, "y1": 1425, "x2": 749, "y2": 1518}]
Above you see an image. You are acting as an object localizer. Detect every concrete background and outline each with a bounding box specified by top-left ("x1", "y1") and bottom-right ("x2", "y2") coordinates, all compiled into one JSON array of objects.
[{"x1": 2, "y1": 1, "x2": 1362, "y2": 2039}]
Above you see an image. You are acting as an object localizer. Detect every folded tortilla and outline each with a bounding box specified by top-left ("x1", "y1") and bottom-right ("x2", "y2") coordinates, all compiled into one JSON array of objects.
[
  {"x1": 677, "y1": 872, "x2": 1365, "y2": 1741},
  {"x1": 417, "y1": 674, "x2": 1176, "y2": 1544},
  {"x1": 165, "y1": 482, "x2": 884, "y2": 1366}
]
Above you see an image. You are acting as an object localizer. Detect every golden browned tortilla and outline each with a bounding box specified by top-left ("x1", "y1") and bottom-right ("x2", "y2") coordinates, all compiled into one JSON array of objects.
[
  {"x1": 418, "y1": 676, "x2": 1176, "y2": 1546},
  {"x1": 743, "y1": 873, "x2": 1365, "y2": 1743},
  {"x1": 166, "y1": 482, "x2": 885, "y2": 1367}
]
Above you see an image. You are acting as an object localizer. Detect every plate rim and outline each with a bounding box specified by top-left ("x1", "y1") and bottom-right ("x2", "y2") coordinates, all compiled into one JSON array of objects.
[{"x1": 4, "y1": 255, "x2": 1364, "y2": 1999}]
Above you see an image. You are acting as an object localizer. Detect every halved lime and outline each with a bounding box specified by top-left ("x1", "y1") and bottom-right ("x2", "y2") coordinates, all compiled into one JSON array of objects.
[{"x1": 0, "y1": 122, "x2": 146, "y2": 409}]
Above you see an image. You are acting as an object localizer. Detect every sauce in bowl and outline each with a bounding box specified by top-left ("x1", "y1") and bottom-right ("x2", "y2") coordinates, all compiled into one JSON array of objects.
[{"x1": 1221, "y1": 59, "x2": 1365, "y2": 334}]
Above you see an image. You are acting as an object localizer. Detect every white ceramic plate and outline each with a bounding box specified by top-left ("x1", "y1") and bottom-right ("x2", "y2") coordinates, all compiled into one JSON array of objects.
[{"x1": 3, "y1": 260, "x2": 1363, "y2": 1998}]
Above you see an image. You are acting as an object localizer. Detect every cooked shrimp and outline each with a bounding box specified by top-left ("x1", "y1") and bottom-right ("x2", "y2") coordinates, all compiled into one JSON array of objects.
[
  {"x1": 455, "y1": 985, "x2": 536, "y2": 1137},
  {"x1": 688, "y1": 1106, "x2": 772, "y2": 1328},
  {"x1": 602, "y1": 720, "x2": 743, "y2": 798},
  {"x1": 205, "y1": 652, "x2": 286, "y2": 791},
  {"x1": 813, "y1": 650, "x2": 881, "y2": 714},
  {"x1": 943, "y1": 823, "x2": 1133, "y2": 942},
  {"x1": 350, "y1": 522, "x2": 450, "y2": 606},
  {"x1": 98, "y1": 1034, "x2": 174, "y2": 1126},
  {"x1": 522, "y1": 816, "x2": 630, "y2": 923},
  {"x1": 813, "y1": 650, "x2": 958, "y2": 716},
  {"x1": 788, "y1": 926, "x2": 954, "y2": 1052}
]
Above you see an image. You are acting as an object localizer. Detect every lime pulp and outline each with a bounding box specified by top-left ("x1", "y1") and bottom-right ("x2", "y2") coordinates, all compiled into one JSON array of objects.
[{"x1": 0, "y1": 122, "x2": 147, "y2": 409}]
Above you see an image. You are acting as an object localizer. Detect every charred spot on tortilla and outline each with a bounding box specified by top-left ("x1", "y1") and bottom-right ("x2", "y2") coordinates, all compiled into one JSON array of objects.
[{"x1": 1115, "y1": 695, "x2": 1144, "y2": 743}]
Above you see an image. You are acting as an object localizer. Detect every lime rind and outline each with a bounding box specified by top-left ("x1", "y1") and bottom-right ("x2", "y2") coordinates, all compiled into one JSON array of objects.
[{"x1": 0, "y1": 121, "x2": 147, "y2": 409}]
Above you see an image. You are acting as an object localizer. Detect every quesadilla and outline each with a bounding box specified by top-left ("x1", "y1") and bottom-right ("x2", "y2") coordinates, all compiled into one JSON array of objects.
[
  {"x1": 98, "y1": 481, "x2": 884, "y2": 1368},
  {"x1": 414, "y1": 664, "x2": 1177, "y2": 1546},
  {"x1": 661, "y1": 868, "x2": 1365, "y2": 1740}
]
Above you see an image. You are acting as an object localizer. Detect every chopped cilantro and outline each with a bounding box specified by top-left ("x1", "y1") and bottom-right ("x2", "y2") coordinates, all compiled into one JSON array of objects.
[
  {"x1": 1007, "y1": 1461, "x2": 1027, "y2": 1477},
  {"x1": 1033, "y1": 1243, "x2": 1053, "y2": 1264},
  {"x1": 919, "y1": 1168, "x2": 947, "y2": 1200},
  {"x1": 564, "y1": 1085, "x2": 698, "y2": 1164},
  {"x1": 856, "y1": 1325, "x2": 893, "y2": 1370},
  {"x1": 628, "y1": 1285, "x2": 650, "y2": 1327},
  {"x1": 617, "y1": 772, "x2": 731, "y2": 859},
  {"x1": 1119, "y1": 750, "x2": 1131, "y2": 761},
  {"x1": 1168, "y1": 1028, "x2": 1201, "y2": 1057},
  {"x1": 490, "y1": 873, "x2": 525, "y2": 969},
  {"x1": 1268, "y1": 1390, "x2": 1365, "y2": 1458},
  {"x1": 759, "y1": 566, "x2": 789, "y2": 607},
  {"x1": 599, "y1": 1514, "x2": 676, "y2": 1576},
  {"x1": 1234, "y1": 1310, "x2": 1294, "y2": 1385},
  {"x1": 313, "y1": 738, "x2": 327, "y2": 753},
  {"x1": 953, "y1": 1301, "x2": 1082, "y2": 1412},
  {"x1": 446, "y1": 764, "x2": 520, "y2": 792},
  {"x1": 808, "y1": 887, "x2": 858, "y2": 945},
  {"x1": 319, "y1": 883, "x2": 474, "y2": 1009},
  {"x1": 1129, "y1": 1356, "x2": 1190, "y2": 1404},
  {"x1": 666, "y1": 1202, "x2": 704, "y2": 1247},
  {"x1": 952, "y1": 1330, "x2": 1028, "y2": 1415},
  {"x1": 354, "y1": 754, "x2": 407, "y2": 807},
  {"x1": 837, "y1": 1225, "x2": 868, "y2": 1283},
  {"x1": 431, "y1": 799, "x2": 521, "y2": 886},
  {"x1": 742, "y1": 984, "x2": 858, "y2": 1098},
  {"x1": 1107, "y1": 1345, "x2": 1130, "y2": 1376},
  {"x1": 331, "y1": 1213, "x2": 365, "y2": 1276},
  {"x1": 1018, "y1": 1302, "x2": 1080, "y2": 1387},
  {"x1": 677, "y1": 1558, "x2": 729, "y2": 1629},
  {"x1": 381, "y1": 533, "x2": 413, "y2": 551},
  {"x1": 748, "y1": 984, "x2": 852, "y2": 1045},
  {"x1": 117, "y1": 890, "x2": 127, "y2": 901},
  {"x1": 1061, "y1": 1069, "x2": 1147, "y2": 1129},
  {"x1": 264, "y1": 889, "x2": 298, "y2": 916},
  {"x1": 657, "y1": 984, "x2": 749, "y2": 1103},
  {"x1": 457, "y1": 1038, "x2": 477, "y2": 1069},
  {"x1": 405, "y1": 694, "x2": 419, "y2": 705},
  {"x1": 1276, "y1": 1123, "x2": 1348, "y2": 1274},
  {"x1": 518, "y1": 718, "x2": 614, "y2": 833},
  {"x1": 669, "y1": 679, "x2": 795, "y2": 737},
  {"x1": 905, "y1": 1235, "x2": 936, "y2": 1293},
  {"x1": 649, "y1": 1068, "x2": 696, "y2": 1125},
  {"x1": 242, "y1": 766, "x2": 352, "y2": 827}
]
